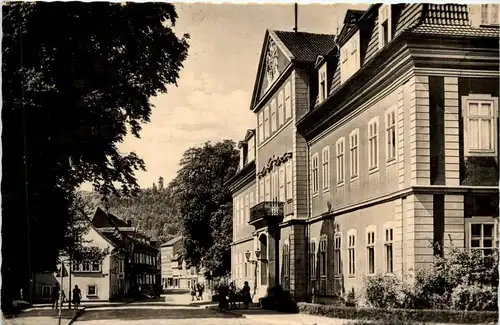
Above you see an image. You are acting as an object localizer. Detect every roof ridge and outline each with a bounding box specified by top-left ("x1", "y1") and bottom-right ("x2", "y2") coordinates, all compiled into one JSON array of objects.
[{"x1": 273, "y1": 29, "x2": 335, "y2": 37}]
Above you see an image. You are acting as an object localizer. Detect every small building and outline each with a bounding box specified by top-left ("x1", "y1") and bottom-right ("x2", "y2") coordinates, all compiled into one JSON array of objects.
[
  {"x1": 160, "y1": 235, "x2": 204, "y2": 290},
  {"x1": 34, "y1": 207, "x2": 160, "y2": 302}
]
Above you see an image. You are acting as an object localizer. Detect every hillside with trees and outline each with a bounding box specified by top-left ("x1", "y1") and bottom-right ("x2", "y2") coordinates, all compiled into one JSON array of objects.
[{"x1": 79, "y1": 177, "x2": 181, "y2": 243}]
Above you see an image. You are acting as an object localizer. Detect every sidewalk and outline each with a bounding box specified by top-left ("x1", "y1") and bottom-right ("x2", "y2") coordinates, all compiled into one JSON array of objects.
[{"x1": 208, "y1": 305, "x2": 350, "y2": 325}]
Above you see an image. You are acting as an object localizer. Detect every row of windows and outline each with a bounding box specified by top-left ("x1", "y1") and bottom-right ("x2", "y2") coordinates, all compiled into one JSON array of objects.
[
  {"x1": 72, "y1": 260, "x2": 101, "y2": 273},
  {"x1": 308, "y1": 222, "x2": 497, "y2": 279},
  {"x1": 134, "y1": 252, "x2": 157, "y2": 266},
  {"x1": 311, "y1": 107, "x2": 397, "y2": 194},
  {"x1": 234, "y1": 191, "x2": 254, "y2": 234},
  {"x1": 258, "y1": 160, "x2": 293, "y2": 203},
  {"x1": 257, "y1": 81, "x2": 292, "y2": 145},
  {"x1": 137, "y1": 273, "x2": 156, "y2": 285},
  {"x1": 232, "y1": 253, "x2": 249, "y2": 279}
]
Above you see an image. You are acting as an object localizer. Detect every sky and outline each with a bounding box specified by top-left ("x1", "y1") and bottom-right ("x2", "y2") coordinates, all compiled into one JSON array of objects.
[{"x1": 83, "y1": 3, "x2": 370, "y2": 191}]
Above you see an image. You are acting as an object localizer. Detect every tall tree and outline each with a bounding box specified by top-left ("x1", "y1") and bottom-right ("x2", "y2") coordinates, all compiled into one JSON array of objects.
[
  {"x1": 2, "y1": 2, "x2": 189, "y2": 308},
  {"x1": 174, "y1": 140, "x2": 239, "y2": 275}
]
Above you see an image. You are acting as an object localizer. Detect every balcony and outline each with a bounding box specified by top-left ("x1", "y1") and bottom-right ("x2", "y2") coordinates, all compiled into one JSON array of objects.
[{"x1": 249, "y1": 201, "x2": 284, "y2": 228}]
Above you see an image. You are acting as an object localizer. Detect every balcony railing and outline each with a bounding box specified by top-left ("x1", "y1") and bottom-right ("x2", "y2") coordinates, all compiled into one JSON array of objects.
[{"x1": 249, "y1": 201, "x2": 284, "y2": 224}]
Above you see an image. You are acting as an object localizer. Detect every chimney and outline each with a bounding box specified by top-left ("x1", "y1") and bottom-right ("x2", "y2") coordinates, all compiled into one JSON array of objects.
[
  {"x1": 293, "y1": 3, "x2": 298, "y2": 33},
  {"x1": 127, "y1": 220, "x2": 132, "y2": 227}
]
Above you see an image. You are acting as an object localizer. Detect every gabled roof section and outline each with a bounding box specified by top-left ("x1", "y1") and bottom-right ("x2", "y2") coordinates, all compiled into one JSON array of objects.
[
  {"x1": 161, "y1": 235, "x2": 183, "y2": 247},
  {"x1": 273, "y1": 31, "x2": 337, "y2": 63},
  {"x1": 250, "y1": 29, "x2": 336, "y2": 111},
  {"x1": 238, "y1": 129, "x2": 256, "y2": 148},
  {"x1": 344, "y1": 9, "x2": 366, "y2": 24}
]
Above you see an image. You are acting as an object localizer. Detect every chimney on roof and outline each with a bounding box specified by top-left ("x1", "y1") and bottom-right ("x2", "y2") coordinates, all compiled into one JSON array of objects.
[
  {"x1": 293, "y1": 3, "x2": 298, "y2": 33},
  {"x1": 127, "y1": 220, "x2": 132, "y2": 227}
]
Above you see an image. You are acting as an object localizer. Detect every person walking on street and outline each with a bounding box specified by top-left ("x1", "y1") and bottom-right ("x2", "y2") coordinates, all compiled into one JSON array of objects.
[
  {"x1": 242, "y1": 281, "x2": 251, "y2": 309},
  {"x1": 197, "y1": 282, "x2": 203, "y2": 300},
  {"x1": 191, "y1": 285, "x2": 197, "y2": 301},
  {"x1": 72, "y1": 285, "x2": 81, "y2": 308},
  {"x1": 51, "y1": 283, "x2": 60, "y2": 310}
]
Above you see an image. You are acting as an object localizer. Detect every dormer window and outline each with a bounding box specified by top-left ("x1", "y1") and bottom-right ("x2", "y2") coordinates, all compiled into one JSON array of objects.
[
  {"x1": 378, "y1": 5, "x2": 392, "y2": 49},
  {"x1": 481, "y1": 4, "x2": 499, "y2": 26},
  {"x1": 340, "y1": 31, "x2": 360, "y2": 84},
  {"x1": 318, "y1": 64, "x2": 328, "y2": 103}
]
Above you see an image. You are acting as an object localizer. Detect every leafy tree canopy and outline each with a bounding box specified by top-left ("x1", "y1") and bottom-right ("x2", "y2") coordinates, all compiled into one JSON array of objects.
[
  {"x1": 79, "y1": 176, "x2": 181, "y2": 244},
  {"x1": 173, "y1": 140, "x2": 239, "y2": 275},
  {"x1": 2, "y1": 1, "x2": 189, "y2": 307}
]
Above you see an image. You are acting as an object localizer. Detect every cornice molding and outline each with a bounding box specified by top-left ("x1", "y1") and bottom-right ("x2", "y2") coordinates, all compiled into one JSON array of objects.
[
  {"x1": 227, "y1": 161, "x2": 256, "y2": 194},
  {"x1": 257, "y1": 152, "x2": 293, "y2": 179}
]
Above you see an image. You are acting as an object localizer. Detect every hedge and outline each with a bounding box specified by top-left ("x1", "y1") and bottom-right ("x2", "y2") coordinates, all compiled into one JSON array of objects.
[{"x1": 298, "y1": 302, "x2": 499, "y2": 324}]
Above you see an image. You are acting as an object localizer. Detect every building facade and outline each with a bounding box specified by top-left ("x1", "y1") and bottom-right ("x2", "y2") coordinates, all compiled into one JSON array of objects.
[
  {"x1": 34, "y1": 208, "x2": 160, "y2": 302},
  {"x1": 160, "y1": 236, "x2": 204, "y2": 290},
  {"x1": 229, "y1": 3, "x2": 499, "y2": 303}
]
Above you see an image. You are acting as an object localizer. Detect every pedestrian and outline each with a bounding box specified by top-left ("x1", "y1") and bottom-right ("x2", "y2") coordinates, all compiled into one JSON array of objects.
[
  {"x1": 242, "y1": 281, "x2": 251, "y2": 309},
  {"x1": 228, "y1": 282, "x2": 237, "y2": 310},
  {"x1": 72, "y1": 285, "x2": 81, "y2": 308},
  {"x1": 197, "y1": 282, "x2": 203, "y2": 300},
  {"x1": 51, "y1": 283, "x2": 60, "y2": 310},
  {"x1": 190, "y1": 285, "x2": 196, "y2": 301}
]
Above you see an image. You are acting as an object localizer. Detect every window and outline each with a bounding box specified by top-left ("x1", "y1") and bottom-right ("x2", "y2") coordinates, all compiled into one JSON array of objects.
[
  {"x1": 322, "y1": 146, "x2": 330, "y2": 191},
  {"x1": 244, "y1": 262, "x2": 248, "y2": 278},
  {"x1": 264, "y1": 174, "x2": 271, "y2": 200},
  {"x1": 258, "y1": 112, "x2": 264, "y2": 144},
  {"x1": 271, "y1": 99, "x2": 277, "y2": 133},
  {"x1": 311, "y1": 153, "x2": 319, "y2": 194},
  {"x1": 92, "y1": 261, "x2": 101, "y2": 272},
  {"x1": 340, "y1": 31, "x2": 361, "y2": 84},
  {"x1": 349, "y1": 129, "x2": 359, "y2": 179},
  {"x1": 235, "y1": 200, "x2": 240, "y2": 233},
  {"x1": 347, "y1": 229, "x2": 356, "y2": 277},
  {"x1": 318, "y1": 65, "x2": 327, "y2": 103},
  {"x1": 72, "y1": 262, "x2": 80, "y2": 272},
  {"x1": 378, "y1": 5, "x2": 392, "y2": 48},
  {"x1": 286, "y1": 161, "x2": 292, "y2": 200},
  {"x1": 366, "y1": 227, "x2": 376, "y2": 275},
  {"x1": 248, "y1": 137, "x2": 255, "y2": 162},
  {"x1": 481, "y1": 4, "x2": 499, "y2": 25},
  {"x1": 320, "y1": 236, "x2": 327, "y2": 277},
  {"x1": 250, "y1": 192, "x2": 254, "y2": 209},
  {"x1": 368, "y1": 117, "x2": 379, "y2": 170},
  {"x1": 244, "y1": 194, "x2": 249, "y2": 223},
  {"x1": 463, "y1": 95, "x2": 498, "y2": 157},
  {"x1": 259, "y1": 178, "x2": 265, "y2": 202},
  {"x1": 384, "y1": 227, "x2": 394, "y2": 273},
  {"x1": 278, "y1": 90, "x2": 285, "y2": 126},
  {"x1": 285, "y1": 81, "x2": 292, "y2": 120},
  {"x1": 82, "y1": 261, "x2": 90, "y2": 272},
  {"x1": 279, "y1": 166, "x2": 285, "y2": 202},
  {"x1": 87, "y1": 285, "x2": 97, "y2": 296},
  {"x1": 386, "y1": 107, "x2": 397, "y2": 162},
  {"x1": 283, "y1": 244, "x2": 290, "y2": 277},
  {"x1": 336, "y1": 138, "x2": 345, "y2": 185},
  {"x1": 470, "y1": 223, "x2": 496, "y2": 257},
  {"x1": 334, "y1": 233, "x2": 342, "y2": 275},
  {"x1": 264, "y1": 106, "x2": 270, "y2": 140},
  {"x1": 309, "y1": 241, "x2": 317, "y2": 279},
  {"x1": 240, "y1": 198, "x2": 244, "y2": 229},
  {"x1": 41, "y1": 285, "x2": 52, "y2": 297},
  {"x1": 272, "y1": 169, "x2": 278, "y2": 200}
]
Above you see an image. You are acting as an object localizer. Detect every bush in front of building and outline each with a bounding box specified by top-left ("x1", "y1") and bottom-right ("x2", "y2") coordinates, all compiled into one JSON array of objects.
[
  {"x1": 298, "y1": 302, "x2": 498, "y2": 324},
  {"x1": 363, "y1": 244, "x2": 498, "y2": 311},
  {"x1": 259, "y1": 285, "x2": 298, "y2": 313}
]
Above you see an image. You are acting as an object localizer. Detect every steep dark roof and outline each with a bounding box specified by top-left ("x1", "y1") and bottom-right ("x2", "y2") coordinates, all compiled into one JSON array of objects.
[
  {"x1": 423, "y1": 4, "x2": 469, "y2": 26},
  {"x1": 273, "y1": 31, "x2": 336, "y2": 63},
  {"x1": 160, "y1": 235, "x2": 183, "y2": 247},
  {"x1": 411, "y1": 24, "x2": 500, "y2": 38}
]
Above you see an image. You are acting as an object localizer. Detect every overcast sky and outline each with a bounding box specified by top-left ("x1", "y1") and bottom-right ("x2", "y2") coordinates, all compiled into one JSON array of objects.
[{"x1": 83, "y1": 3, "x2": 370, "y2": 191}]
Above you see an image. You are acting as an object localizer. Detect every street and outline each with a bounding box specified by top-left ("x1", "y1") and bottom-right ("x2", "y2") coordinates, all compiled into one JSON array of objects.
[{"x1": 4, "y1": 293, "x2": 353, "y2": 325}]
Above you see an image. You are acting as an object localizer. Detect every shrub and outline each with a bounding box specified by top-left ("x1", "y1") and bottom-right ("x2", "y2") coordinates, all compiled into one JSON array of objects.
[
  {"x1": 451, "y1": 284, "x2": 498, "y2": 311},
  {"x1": 297, "y1": 302, "x2": 499, "y2": 324},
  {"x1": 363, "y1": 242, "x2": 498, "y2": 312},
  {"x1": 345, "y1": 288, "x2": 357, "y2": 307},
  {"x1": 364, "y1": 274, "x2": 403, "y2": 308}
]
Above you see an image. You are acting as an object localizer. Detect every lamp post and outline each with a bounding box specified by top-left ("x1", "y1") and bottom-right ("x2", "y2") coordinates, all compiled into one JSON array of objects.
[{"x1": 245, "y1": 249, "x2": 261, "y2": 300}]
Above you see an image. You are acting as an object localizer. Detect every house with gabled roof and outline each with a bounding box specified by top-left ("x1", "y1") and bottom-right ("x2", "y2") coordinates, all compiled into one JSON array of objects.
[
  {"x1": 229, "y1": 3, "x2": 499, "y2": 304},
  {"x1": 34, "y1": 207, "x2": 160, "y2": 302}
]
